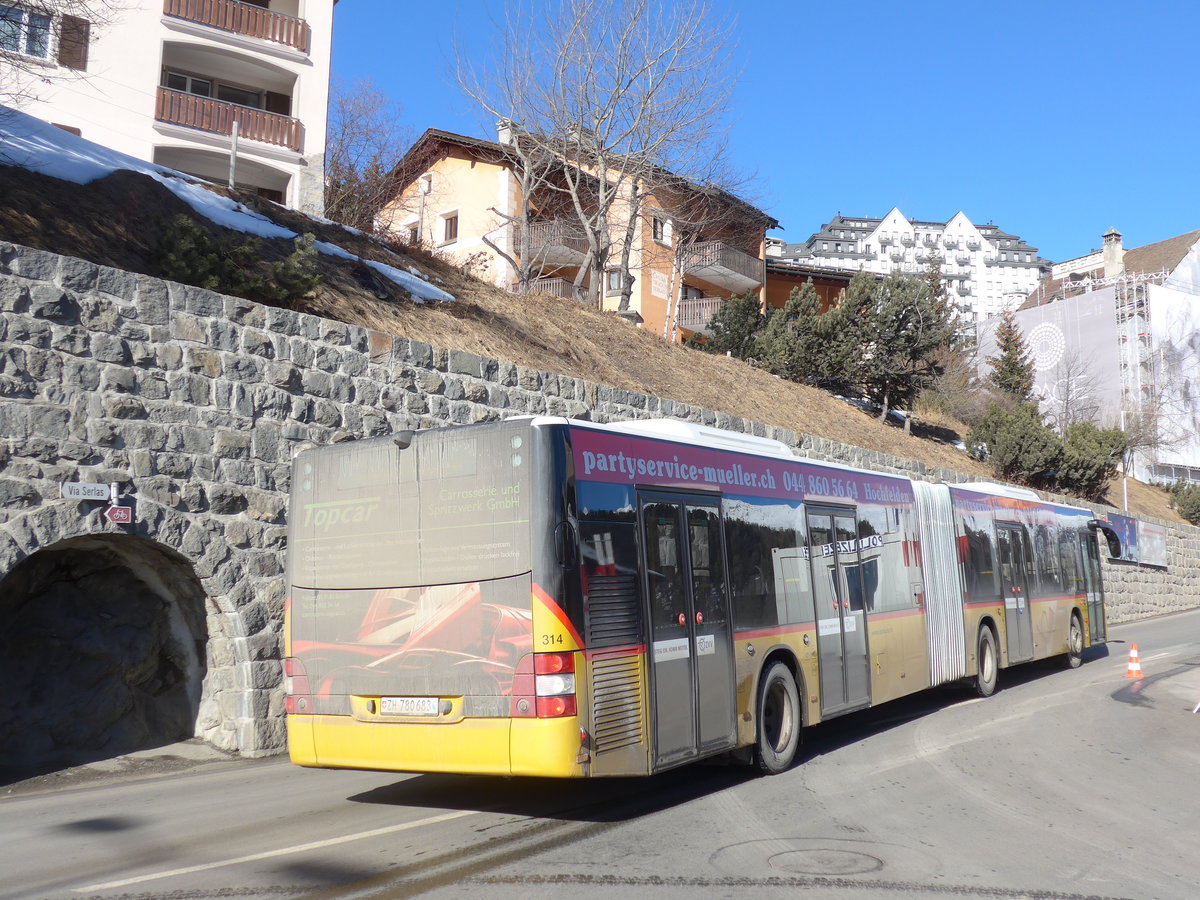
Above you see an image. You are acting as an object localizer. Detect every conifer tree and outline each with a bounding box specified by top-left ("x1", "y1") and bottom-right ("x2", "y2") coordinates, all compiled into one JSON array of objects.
[
  {"x1": 987, "y1": 310, "x2": 1035, "y2": 401},
  {"x1": 754, "y1": 279, "x2": 830, "y2": 382},
  {"x1": 697, "y1": 293, "x2": 764, "y2": 360}
]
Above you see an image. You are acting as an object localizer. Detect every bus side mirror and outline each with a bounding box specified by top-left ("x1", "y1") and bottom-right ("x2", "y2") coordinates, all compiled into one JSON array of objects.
[
  {"x1": 555, "y1": 522, "x2": 579, "y2": 568},
  {"x1": 1087, "y1": 519, "x2": 1122, "y2": 559}
]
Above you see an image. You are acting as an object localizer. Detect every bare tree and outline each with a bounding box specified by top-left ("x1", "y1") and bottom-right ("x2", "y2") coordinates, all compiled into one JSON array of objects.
[
  {"x1": 1, "y1": 2, "x2": 121, "y2": 106},
  {"x1": 460, "y1": 0, "x2": 744, "y2": 306},
  {"x1": 1041, "y1": 348, "x2": 1103, "y2": 436},
  {"x1": 324, "y1": 78, "x2": 413, "y2": 234}
]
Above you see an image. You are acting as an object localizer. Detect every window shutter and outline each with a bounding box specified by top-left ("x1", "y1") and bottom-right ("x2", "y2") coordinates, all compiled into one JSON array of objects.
[{"x1": 57, "y1": 15, "x2": 89, "y2": 71}]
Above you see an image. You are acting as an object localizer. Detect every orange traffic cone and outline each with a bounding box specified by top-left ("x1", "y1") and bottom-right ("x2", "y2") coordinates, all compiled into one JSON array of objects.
[{"x1": 1125, "y1": 644, "x2": 1144, "y2": 679}]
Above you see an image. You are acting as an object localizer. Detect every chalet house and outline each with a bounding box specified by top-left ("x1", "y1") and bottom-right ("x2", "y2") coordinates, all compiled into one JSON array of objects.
[
  {"x1": 380, "y1": 127, "x2": 777, "y2": 342},
  {"x1": 6, "y1": 0, "x2": 334, "y2": 213}
]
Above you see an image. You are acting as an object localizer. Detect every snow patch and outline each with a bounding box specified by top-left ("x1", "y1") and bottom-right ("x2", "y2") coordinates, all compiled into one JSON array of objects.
[{"x1": 0, "y1": 107, "x2": 453, "y2": 302}]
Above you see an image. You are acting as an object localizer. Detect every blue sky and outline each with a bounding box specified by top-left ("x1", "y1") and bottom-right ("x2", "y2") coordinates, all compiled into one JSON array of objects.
[{"x1": 332, "y1": 1, "x2": 1199, "y2": 263}]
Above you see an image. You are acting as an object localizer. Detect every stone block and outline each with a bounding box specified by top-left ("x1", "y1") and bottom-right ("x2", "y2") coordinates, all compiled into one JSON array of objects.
[
  {"x1": 57, "y1": 255, "x2": 99, "y2": 292},
  {"x1": 214, "y1": 430, "x2": 252, "y2": 459},
  {"x1": 172, "y1": 313, "x2": 207, "y2": 345},
  {"x1": 28, "y1": 284, "x2": 80, "y2": 322},
  {"x1": 185, "y1": 347, "x2": 223, "y2": 377},
  {"x1": 0, "y1": 279, "x2": 31, "y2": 312},
  {"x1": 89, "y1": 333, "x2": 130, "y2": 364}
]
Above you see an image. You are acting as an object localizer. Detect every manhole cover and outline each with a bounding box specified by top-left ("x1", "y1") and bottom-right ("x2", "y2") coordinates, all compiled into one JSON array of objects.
[{"x1": 769, "y1": 849, "x2": 883, "y2": 876}]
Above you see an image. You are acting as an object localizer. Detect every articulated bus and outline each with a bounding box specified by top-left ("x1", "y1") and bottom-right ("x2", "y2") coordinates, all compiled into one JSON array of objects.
[{"x1": 284, "y1": 417, "x2": 1121, "y2": 777}]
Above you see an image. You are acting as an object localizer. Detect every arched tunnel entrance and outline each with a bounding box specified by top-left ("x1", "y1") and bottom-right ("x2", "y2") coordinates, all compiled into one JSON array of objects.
[{"x1": 0, "y1": 535, "x2": 209, "y2": 779}]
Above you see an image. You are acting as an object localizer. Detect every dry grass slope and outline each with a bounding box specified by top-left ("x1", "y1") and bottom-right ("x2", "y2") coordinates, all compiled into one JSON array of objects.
[{"x1": 0, "y1": 164, "x2": 1178, "y2": 522}]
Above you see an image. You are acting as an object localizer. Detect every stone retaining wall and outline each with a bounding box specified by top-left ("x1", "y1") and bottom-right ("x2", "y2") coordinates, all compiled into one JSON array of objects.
[{"x1": 1, "y1": 240, "x2": 1196, "y2": 755}]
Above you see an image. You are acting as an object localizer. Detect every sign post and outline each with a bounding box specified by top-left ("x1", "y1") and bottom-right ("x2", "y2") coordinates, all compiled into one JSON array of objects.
[
  {"x1": 61, "y1": 482, "x2": 113, "y2": 501},
  {"x1": 104, "y1": 505, "x2": 133, "y2": 525}
]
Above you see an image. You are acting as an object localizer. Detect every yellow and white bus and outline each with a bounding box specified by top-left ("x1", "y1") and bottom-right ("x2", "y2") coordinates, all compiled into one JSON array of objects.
[{"x1": 285, "y1": 417, "x2": 1119, "y2": 777}]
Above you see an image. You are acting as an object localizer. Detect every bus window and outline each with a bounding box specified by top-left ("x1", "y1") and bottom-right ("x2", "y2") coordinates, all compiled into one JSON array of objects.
[
  {"x1": 687, "y1": 506, "x2": 729, "y2": 631},
  {"x1": 644, "y1": 504, "x2": 686, "y2": 637},
  {"x1": 724, "y1": 496, "x2": 804, "y2": 629},
  {"x1": 1032, "y1": 524, "x2": 1063, "y2": 597},
  {"x1": 856, "y1": 504, "x2": 909, "y2": 612},
  {"x1": 962, "y1": 517, "x2": 1000, "y2": 602},
  {"x1": 580, "y1": 521, "x2": 642, "y2": 648},
  {"x1": 578, "y1": 481, "x2": 636, "y2": 522},
  {"x1": 1059, "y1": 529, "x2": 1082, "y2": 595}
]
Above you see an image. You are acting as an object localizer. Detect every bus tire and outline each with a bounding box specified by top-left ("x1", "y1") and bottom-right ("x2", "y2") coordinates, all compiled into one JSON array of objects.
[
  {"x1": 754, "y1": 662, "x2": 801, "y2": 775},
  {"x1": 975, "y1": 626, "x2": 999, "y2": 697},
  {"x1": 1064, "y1": 612, "x2": 1084, "y2": 669}
]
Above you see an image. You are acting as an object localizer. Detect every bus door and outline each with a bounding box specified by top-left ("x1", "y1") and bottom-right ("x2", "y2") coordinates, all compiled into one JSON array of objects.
[
  {"x1": 638, "y1": 493, "x2": 737, "y2": 768},
  {"x1": 808, "y1": 508, "x2": 871, "y2": 717},
  {"x1": 1080, "y1": 532, "x2": 1107, "y2": 643},
  {"x1": 996, "y1": 524, "x2": 1034, "y2": 662}
]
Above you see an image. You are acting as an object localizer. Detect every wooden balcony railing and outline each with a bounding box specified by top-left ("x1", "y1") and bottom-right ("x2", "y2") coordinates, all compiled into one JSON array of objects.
[
  {"x1": 163, "y1": 0, "x2": 311, "y2": 53},
  {"x1": 512, "y1": 277, "x2": 581, "y2": 300},
  {"x1": 681, "y1": 240, "x2": 763, "y2": 286},
  {"x1": 522, "y1": 220, "x2": 589, "y2": 259},
  {"x1": 156, "y1": 87, "x2": 303, "y2": 151},
  {"x1": 676, "y1": 296, "x2": 726, "y2": 331}
]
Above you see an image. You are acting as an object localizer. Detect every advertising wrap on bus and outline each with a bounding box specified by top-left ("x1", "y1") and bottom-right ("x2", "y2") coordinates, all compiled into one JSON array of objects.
[
  {"x1": 288, "y1": 421, "x2": 537, "y2": 716},
  {"x1": 571, "y1": 427, "x2": 914, "y2": 507}
]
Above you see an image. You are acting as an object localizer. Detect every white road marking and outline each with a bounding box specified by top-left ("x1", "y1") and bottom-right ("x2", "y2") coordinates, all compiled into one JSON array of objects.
[{"x1": 74, "y1": 809, "x2": 479, "y2": 892}]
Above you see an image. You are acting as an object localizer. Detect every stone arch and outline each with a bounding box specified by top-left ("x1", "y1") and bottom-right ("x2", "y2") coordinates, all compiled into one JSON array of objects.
[{"x1": 0, "y1": 534, "x2": 210, "y2": 778}]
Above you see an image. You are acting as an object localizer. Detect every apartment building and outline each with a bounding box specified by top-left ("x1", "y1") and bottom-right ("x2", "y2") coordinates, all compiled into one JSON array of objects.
[
  {"x1": 380, "y1": 127, "x2": 776, "y2": 342},
  {"x1": 769, "y1": 208, "x2": 1052, "y2": 327},
  {"x1": 4, "y1": 0, "x2": 333, "y2": 213}
]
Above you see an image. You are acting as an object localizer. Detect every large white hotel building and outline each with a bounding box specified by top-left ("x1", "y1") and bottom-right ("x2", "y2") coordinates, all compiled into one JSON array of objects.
[{"x1": 768, "y1": 207, "x2": 1052, "y2": 327}]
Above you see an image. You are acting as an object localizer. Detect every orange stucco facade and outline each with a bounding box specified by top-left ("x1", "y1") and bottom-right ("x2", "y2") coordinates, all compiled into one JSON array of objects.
[{"x1": 381, "y1": 129, "x2": 776, "y2": 342}]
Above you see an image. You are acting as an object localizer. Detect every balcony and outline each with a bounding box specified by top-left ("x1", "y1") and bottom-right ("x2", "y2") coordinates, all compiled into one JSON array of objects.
[
  {"x1": 966, "y1": 238, "x2": 981, "y2": 250},
  {"x1": 681, "y1": 241, "x2": 763, "y2": 294},
  {"x1": 513, "y1": 277, "x2": 580, "y2": 300},
  {"x1": 923, "y1": 236, "x2": 938, "y2": 246},
  {"x1": 163, "y1": 0, "x2": 311, "y2": 53},
  {"x1": 156, "y1": 86, "x2": 303, "y2": 151},
  {"x1": 956, "y1": 253, "x2": 970, "y2": 265},
  {"x1": 676, "y1": 296, "x2": 726, "y2": 334},
  {"x1": 521, "y1": 220, "x2": 588, "y2": 267},
  {"x1": 878, "y1": 235, "x2": 893, "y2": 246},
  {"x1": 901, "y1": 234, "x2": 915, "y2": 246},
  {"x1": 943, "y1": 237, "x2": 959, "y2": 249},
  {"x1": 889, "y1": 249, "x2": 904, "y2": 261}
]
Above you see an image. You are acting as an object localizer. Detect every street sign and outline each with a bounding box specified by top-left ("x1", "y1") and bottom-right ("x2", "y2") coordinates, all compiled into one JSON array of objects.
[
  {"x1": 104, "y1": 505, "x2": 133, "y2": 525},
  {"x1": 62, "y1": 482, "x2": 112, "y2": 501}
]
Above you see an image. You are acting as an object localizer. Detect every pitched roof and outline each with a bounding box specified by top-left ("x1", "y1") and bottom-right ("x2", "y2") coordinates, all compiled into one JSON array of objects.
[
  {"x1": 1123, "y1": 229, "x2": 1200, "y2": 275},
  {"x1": 1022, "y1": 229, "x2": 1200, "y2": 308},
  {"x1": 387, "y1": 127, "x2": 778, "y2": 228}
]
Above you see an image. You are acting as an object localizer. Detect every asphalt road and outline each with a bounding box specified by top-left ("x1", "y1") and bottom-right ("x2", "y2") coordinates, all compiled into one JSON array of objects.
[{"x1": 3, "y1": 610, "x2": 1199, "y2": 900}]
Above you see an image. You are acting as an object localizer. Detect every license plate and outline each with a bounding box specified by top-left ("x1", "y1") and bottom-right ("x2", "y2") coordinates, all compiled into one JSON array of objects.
[{"x1": 380, "y1": 696, "x2": 439, "y2": 716}]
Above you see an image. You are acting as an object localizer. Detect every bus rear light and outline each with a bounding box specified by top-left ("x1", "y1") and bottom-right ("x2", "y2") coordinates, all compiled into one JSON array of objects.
[
  {"x1": 534, "y1": 652, "x2": 575, "y2": 675},
  {"x1": 534, "y1": 652, "x2": 577, "y2": 718},
  {"x1": 283, "y1": 657, "x2": 312, "y2": 715},
  {"x1": 535, "y1": 672, "x2": 576, "y2": 696},
  {"x1": 536, "y1": 695, "x2": 577, "y2": 718}
]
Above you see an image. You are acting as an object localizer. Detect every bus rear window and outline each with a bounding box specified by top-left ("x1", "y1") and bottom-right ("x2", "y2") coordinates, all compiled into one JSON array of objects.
[{"x1": 289, "y1": 422, "x2": 533, "y2": 590}]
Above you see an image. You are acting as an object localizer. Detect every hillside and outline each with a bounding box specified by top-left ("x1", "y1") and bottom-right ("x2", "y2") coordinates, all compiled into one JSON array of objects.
[{"x1": 0, "y1": 125, "x2": 1178, "y2": 523}]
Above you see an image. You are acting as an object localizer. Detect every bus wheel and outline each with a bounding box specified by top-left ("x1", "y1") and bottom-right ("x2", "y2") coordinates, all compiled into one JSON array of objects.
[
  {"x1": 755, "y1": 662, "x2": 800, "y2": 775},
  {"x1": 1064, "y1": 612, "x2": 1084, "y2": 669},
  {"x1": 975, "y1": 627, "x2": 999, "y2": 697}
]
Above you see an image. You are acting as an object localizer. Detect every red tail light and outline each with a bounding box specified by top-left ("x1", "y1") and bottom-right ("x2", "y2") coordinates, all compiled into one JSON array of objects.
[
  {"x1": 534, "y1": 652, "x2": 576, "y2": 718},
  {"x1": 536, "y1": 695, "x2": 577, "y2": 718},
  {"x1": 283, "y1": 657, "x2": 312, "y2": 715}
]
